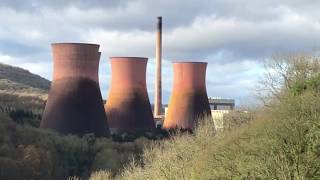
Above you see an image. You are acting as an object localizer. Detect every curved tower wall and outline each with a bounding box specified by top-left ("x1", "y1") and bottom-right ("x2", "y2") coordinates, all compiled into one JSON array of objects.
[
  {"x1": 41, "y1": 43, "x2": 109, "y2": 136},
  {"x1": 163, "y1": 62, "x2": 212, "y2": 130},
  {"x1": 105, "y1": 57, "x2": 155, "y2": 133}
]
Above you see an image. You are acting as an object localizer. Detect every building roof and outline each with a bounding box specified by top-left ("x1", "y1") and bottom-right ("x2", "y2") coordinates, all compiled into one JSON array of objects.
[{"x1": 208, "y1": 97, "x2": 235, "y2": 105}]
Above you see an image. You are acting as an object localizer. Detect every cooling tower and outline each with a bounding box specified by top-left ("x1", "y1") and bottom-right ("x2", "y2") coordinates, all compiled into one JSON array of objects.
[
  {"x1": 163, "y1": 62, "x2": 212, "y2": 130},
  {"x1": 41, "y1": 43, "x2": 109, "y2": 136},
  {"x1": 105, "y1": 57, "x2": 155, "y2": 133}
]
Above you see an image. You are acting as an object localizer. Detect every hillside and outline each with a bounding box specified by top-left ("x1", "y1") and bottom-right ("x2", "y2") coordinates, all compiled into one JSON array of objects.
[
  {"x1": 0, "y1": 63, "x2": 50, "y2": 90},
  {"x1": 0, "y1": 62, "x2": 50, "y2": 126},
  {"x1": 0, "y1": 62, "x2": 149, "y2": 179},
  {"x1": 0, "y1": 62, "x2": 49, "y2": 99}
]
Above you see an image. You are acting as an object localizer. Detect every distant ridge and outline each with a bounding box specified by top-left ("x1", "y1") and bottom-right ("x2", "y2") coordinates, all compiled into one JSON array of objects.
[
  {"x1": 0, "y1": 62, "x2": 50, "y2": 90},
  {"x1": 0, "y1": 62, "x2": 50, "y2": 127},
  {"x1": 0, "y1": 62, "x2": 50, "y2": 112}
]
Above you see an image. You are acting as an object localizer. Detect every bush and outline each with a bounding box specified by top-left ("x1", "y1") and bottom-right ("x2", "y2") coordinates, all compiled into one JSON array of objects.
[
  {"x1": 223, "y1": 110, "x2": 255, "y2": 130},
  {"x1": 94, "y1": 90, "x2": 318, "y2": 179},
  {"x1": 90, "y1": 52, "x2": 320, "y2": 179},
  {"x1": 0, "y1": 120, "x2": 150, "y2": 179}
]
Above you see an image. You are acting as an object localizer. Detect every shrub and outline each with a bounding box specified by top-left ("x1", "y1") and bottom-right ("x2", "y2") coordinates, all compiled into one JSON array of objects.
[
  {"x1": 89, "y1": 52, "x2": 320, "y2": 179},
  {"x1": 0, "y1": 121, "x2": 150, "y2": 179},
  {"x1": 98, "y1": 91, "x2": 318, "y2": 179}
]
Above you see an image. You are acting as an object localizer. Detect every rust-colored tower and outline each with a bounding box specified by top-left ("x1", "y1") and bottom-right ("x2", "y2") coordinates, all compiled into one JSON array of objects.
[
  {"x1": 163, "y1": 62, "x2": 212, "y2": 130},
  {"x1": 154, "y1": 16, "x2": 162, "y2": 118},
  {"x1": 105, "y1": 57, "x2": 155, "y2": 133},
  {"x1": 41, "y1": 43, "x2": 109, "y2": 136}
]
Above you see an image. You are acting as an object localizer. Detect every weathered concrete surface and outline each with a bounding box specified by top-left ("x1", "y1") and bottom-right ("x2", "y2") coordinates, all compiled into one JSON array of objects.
[
  {"x1": 163, "y1": 62, "x2": 212, "y2": 130},
  {"x1": 41, "y1": 43, "x2": 109, "y2": 136},
  {"x1": 105, "y1": 57, "x2": 155, "y2": 134}
]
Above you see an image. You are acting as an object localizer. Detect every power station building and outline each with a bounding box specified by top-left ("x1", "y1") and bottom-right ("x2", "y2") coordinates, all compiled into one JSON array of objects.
[
  {"x1": 209, "y1": 97, "x2": 235, "y2": 130},
  {"x1": 209, "y1": 97, "x2": 235, "y2": 110}
]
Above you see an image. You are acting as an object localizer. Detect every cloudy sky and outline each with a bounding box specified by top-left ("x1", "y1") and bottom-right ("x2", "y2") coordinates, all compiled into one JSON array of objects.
[{"x1": 0, "y1": 0, "x2": 319, "y2": 106}]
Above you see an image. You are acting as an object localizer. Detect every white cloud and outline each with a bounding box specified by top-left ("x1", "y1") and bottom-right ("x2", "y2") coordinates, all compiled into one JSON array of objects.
[
  {"x1": 0, "y1": 53, "x2": 19, "y2": 64},
  {"x1": 86, "y1": 29, "x2": 154, "y2": 57},
  {"x1": 1, "y1": 0, "x2": 320, "y2": 105},
  {"x1": 19, "y1": 61, "x2": 52, "y2": 79}
]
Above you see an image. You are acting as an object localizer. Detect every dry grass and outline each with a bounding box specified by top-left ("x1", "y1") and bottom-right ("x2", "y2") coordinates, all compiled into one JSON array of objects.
[{"x1": 89, "y1": 91, "x2": 320, "y2": 179}]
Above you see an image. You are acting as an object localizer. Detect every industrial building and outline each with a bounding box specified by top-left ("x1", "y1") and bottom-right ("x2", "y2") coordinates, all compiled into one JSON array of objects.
[
  {"x1": 209, "y1": 97, "x2": 235, "y2": 130},
  {"x1": 209, "y1": 97, "x2": 235, "y2": 110}
]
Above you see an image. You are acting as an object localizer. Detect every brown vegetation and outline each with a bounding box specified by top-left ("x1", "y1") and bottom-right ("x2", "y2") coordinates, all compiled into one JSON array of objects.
[{"x1": 91, "y1": 52, "x2": 320, "y2": 179}]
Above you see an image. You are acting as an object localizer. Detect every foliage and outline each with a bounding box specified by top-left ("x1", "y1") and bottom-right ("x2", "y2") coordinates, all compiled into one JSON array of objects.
[
  {"x1": 289, "y1": 74, "x2": 320, "y2": 95},
  {"x1": 0, "y1": 62, "x2": 51, "y2": 90},
  {"x1": 0, "y1": 115, "x2": 150, "y2": 179},
  {"x1": 91, "y1": 88, "x2": 318, "y2": 179},
  {"x1": 256, "y1": 52, "x2": 320, "y2": 105},
  {"x1": 223, "y1": 110, "x2": 255, "y2": 130},
  {"x1": 90, "y1": 52, "x2": 320, "y2": 179}
]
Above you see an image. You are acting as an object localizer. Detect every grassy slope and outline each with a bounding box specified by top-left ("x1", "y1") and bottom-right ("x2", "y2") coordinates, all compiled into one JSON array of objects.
[
  {"x1": 0, "y1": 63, "x2": 49, "y2": 126},
  {"x1": 0, "y1": 62, "x2": 50, "y2": 90},
  {"x1": 89, "y1": 91, "x2": 320, "y2": 179},
  {"x1": 0, "y1": 78, "x2": 47, "y2": 109},
  {"x1": 0, "y1": 63, "x2": 49, "y2": 110}
]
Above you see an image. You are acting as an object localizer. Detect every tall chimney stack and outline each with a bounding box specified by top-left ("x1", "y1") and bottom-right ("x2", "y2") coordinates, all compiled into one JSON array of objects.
[{"x1": 154, "y1": 16, "x2": 162, "y2": 118}]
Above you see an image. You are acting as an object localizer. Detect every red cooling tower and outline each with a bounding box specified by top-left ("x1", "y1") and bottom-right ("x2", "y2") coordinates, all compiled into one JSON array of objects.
[
  {"x1": 163, "y1": 62, "x2": 212, "y2": 130},
  {"x1": 105, "y1": 57, "x2": 155, "y2": 133},
  {"x1": 41, "y1": 43, "x2": 109, "y2": 136}
]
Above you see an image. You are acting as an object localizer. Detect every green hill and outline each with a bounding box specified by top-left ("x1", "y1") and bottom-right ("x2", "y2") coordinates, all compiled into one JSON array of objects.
[
  {"x1": 0, "y1": 62, "x2": 50, "y2": 90},
  {"x1": 0, "y1": 62, "x2": 49, "y2": 101},
  {"x1": 0, "y1": 63, "x2": 50, "y2": 127}
]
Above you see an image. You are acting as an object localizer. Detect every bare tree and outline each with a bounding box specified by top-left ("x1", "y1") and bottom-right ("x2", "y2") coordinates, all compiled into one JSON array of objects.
[{"x1": 256, "y1": 51, "x2": 320, "y2": 106}]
